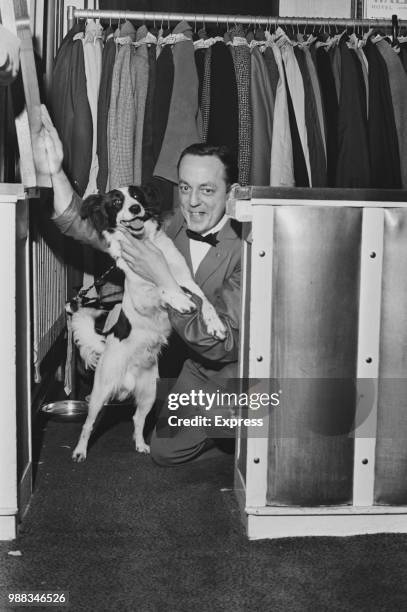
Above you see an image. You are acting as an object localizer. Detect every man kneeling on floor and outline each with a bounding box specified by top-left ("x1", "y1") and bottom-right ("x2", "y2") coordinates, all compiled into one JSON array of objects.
[{"x1": 33, "y1": 105, "x2": 242, "y2": 466}]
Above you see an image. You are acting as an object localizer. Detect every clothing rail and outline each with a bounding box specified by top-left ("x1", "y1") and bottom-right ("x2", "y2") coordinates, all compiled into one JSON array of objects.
[{"x1": 67, "y1": 7, "x2": 405, "y2": 32}]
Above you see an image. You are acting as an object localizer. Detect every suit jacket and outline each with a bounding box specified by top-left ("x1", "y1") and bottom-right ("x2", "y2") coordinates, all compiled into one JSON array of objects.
[
  {"x1": 154, "y1": 21, "x2": 202, "y2": 183},
  {"x1": 364, "y1": 39, "x2": 401, "y2": 189},
  {"x1": 152, "y1": 45, "x2": 174, "y2": 168},
  {"x1": 335, "y1": 39, "x2": 370, "y2": 188},
  {"x1": 376, "y1": 38, "x2": 407, "y2": 189},
  {"x1": 97, "y1": 33, "x2": 116, "y2": 192},
  {"x1": 316, "y1": 45, "x2": 339, "y2": 187},
  {"x1": 207, "y1": 41, "x2": 239, "y2": 163},
  {"x1": 54, "y1": 192, "x2": 241, "y2": 382},
  {"x1": 51, "y1": 23, "x2": 93, "y2": 197},
  {"x1": 141, "y1": 43, "x2": 157, "y2": 184},
  {"x1": 294, "y1": 46, "x2": 327, "y2": 188}
]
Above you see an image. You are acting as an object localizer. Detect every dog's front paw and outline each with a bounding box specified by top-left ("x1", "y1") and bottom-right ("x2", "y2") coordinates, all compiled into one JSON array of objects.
[
  {"x1": 135, "y1": 441, "x2": 150, "y2": 454},
  {"x1": 72, "y1": 446, "x2": 87, "y2": 462},
  {"x1": 161, "y1": 289, "x2": 195, "y2": 314},
  {"x1": 201, "y1": 301, "x2": 227, "y2": 340}
]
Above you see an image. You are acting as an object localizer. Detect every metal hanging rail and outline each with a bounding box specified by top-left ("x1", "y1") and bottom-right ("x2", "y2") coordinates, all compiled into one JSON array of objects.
[{"x1": 67, "y1": 6, "x2": 404, "y2": 32}]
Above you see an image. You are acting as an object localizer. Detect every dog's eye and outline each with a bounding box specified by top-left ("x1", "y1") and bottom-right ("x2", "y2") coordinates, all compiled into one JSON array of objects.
[{"x1": 113, "y1": 199, "x2": 122, "y2": 209}]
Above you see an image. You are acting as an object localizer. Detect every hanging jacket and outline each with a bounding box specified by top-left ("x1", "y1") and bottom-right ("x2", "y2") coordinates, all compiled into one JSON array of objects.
[
  {"x1": 249, "y1": 45, "x2": 274, "y2": 186},
  {"x1": 107, "y1": 21, "x2": 137, "y2": 189},
  {"x1": 364, "y1": 39, "x2": 401, "y2": 189},
  {"x1": 82, "y1": 19, "x2": 103, "y2": 196},
  {"x1": 269, "y1": 41, "x2": 295, "y2": 187},
  {"x1": 151, "y1": 44, "x2": 174, "y2": 169},
  {"x1": 263, "y1": 46, "x2": 280, "y2": 100},
  {"x1": 142, "y1": 41, "x2": 157, "y2": 184},
  {"x1": 132, "y1": 25, "x2": 150, "y2": 185},
  {"x1": 294, "y1": 45, "x2": 327, "y2": 187},
  {"x1": 277, "y1": 28, "x2": 312, "y2": 186},
  {"x1": 154, "y1": 21, "x2": 201, "y2": 184},
  {"x1": 302, "y1": 44, "x2": 327, "y2": 160},
  {"x1": 376, "y1": 38, "x2": 407, "y2": 189},
  {"x1": 200, "y1": 46, "x2": 212, "y2": 141},
  {"x1": 207, "y1": 41, "x2": 239, "y2": 162},
  {"x1": 335, "y1": 39, "x2": 370, "y2": 188},
  {"x1": 50, "y1": 23, "x2": 92, "y2": 197},
  {"x1": 316, "y1": 44, "x2": 339, "y2": 187},
  {"x1": 97, "y1": 30, "x2": 116, "y2": 192},
  {"x1": 229, "y1": 25, "x2": 252, "y2": 186}
]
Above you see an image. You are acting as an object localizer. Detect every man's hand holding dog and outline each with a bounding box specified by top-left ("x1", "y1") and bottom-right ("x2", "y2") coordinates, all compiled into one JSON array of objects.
[{"x1": 119, "y1": 229, "x2": 179, "y2": 292}]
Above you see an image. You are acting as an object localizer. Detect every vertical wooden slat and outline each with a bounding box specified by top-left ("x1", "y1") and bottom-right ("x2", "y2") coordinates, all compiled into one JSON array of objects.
[
  {"x1": 353, "y1": 208, "x2": 384, "y2": 506},
  {"x1": 245, "y1": 205, "x2": 274, "y2": 508},
  {"x1": 1, "y1": 0, "x2": 51, "y2": 189}
]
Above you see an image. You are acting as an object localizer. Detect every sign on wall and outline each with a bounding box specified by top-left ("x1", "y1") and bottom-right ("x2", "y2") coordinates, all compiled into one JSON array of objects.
[
  {"x1": 365, "y1": 0, "x2": 407, "y2": 18},
  {"x1": 279, "y1": 0, "x2": 353, "y2": 18}
]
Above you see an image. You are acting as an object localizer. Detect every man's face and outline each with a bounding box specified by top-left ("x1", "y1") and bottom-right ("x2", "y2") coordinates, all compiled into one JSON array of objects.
[{"x1": 178, "y1": 154, "x2": 229, "y2": 234}]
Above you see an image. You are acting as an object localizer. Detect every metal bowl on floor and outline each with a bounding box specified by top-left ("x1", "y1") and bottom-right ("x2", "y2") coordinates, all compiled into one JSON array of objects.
[{"x1": 41, "y1": 400, "x2": 88, "y2": 422}]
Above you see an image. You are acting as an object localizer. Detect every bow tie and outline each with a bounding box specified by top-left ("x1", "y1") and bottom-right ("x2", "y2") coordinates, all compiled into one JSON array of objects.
[{"x1": 186, "y1": 229, "x2": 219, "y2": 246}]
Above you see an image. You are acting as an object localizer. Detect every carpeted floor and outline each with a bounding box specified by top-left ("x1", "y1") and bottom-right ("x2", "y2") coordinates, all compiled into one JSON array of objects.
[{"x1": 1, "y1": 409, "x2": 407, "y2": 612}]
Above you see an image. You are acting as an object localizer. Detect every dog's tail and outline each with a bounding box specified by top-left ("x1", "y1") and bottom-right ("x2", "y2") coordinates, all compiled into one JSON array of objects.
[{"x1": 71, "y1": 308, "x2": 106, "y2": 370}]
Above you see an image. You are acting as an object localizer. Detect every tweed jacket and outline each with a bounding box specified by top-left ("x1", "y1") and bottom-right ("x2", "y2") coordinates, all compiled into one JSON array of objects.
[
  {"x1": 132, "y1": 25, "x2": 150, "y2": 185},
  {"x1": 200, "y1": 46, "x2": 212, "y2": 142},
  {"x1": 229, "y1": 26, "x2": 251, "y2": 187},
  {"x1": 108, "y1": 21, "x2": 137, "y2": 189}
]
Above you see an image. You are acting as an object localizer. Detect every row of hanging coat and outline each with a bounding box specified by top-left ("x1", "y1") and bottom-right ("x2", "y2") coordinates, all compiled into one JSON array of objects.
[{"x1": 50, "y1": 17, "x2": 407, "y2": 202}]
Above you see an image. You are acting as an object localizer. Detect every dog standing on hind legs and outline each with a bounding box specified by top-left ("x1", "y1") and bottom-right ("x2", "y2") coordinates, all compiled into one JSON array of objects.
[{"x1": 71, "y1": 185, "x2": 226, "y2": 462}]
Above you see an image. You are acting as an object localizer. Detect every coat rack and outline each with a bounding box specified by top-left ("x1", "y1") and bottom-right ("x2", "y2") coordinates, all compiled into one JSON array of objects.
[{"x1": 67, "y1": 6, "x2": 403, "y2": 32}]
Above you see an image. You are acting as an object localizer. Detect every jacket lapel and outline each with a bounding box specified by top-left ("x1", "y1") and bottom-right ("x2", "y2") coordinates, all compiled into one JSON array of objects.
[
  {"x1": 168, "y1": 212, "x2": 240, "y2": 284},
  {"x1": 194, "y1": 220, "x2": 238, "y2": 286},
  {"x1": 170, "y1": 212, "x2": 193, "y2": 272}
]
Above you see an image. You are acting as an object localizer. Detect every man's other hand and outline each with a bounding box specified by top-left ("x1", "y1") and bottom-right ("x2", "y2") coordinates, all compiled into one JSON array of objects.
[
  {"x1": 31, "y1": 104, "x2": 64, "y2": 177},
  {"x1": 0, "y1": 25, "x2": 20, "y2": 85}
]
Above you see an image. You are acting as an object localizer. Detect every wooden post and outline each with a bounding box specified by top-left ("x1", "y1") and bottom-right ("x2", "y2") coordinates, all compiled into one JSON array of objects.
[{"x1": 1, "y1": 0, "x2": 51, "y2": 192}]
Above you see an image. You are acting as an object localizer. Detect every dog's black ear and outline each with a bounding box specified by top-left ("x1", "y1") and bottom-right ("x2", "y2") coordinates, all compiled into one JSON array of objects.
[
  {"x1": 140, "y1": 183, "x2": 161, "y2": 211},
  {"x1": 81, "y1": 194, "x2": 110, "y2": 233},
  {"x1": 135, "y1": 182, "x2": 163, "y2": 227},
  {"x1": 81, "y1": 194, "x2": 103, "y2": 219}
]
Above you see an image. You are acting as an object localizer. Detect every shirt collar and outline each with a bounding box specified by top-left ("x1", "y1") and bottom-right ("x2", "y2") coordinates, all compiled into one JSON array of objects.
[{"x1": 201, "y1": 214, "x2": 228, "y2": 236}]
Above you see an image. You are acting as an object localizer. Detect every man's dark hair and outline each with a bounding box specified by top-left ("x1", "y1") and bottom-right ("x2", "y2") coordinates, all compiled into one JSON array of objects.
[{"x1": 177, "y1": 143, "x2": 238, "y2": 188}]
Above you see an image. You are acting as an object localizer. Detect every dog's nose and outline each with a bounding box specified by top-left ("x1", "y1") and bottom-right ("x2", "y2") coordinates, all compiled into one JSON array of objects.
[{"x1": 129, "y1": 204, "x2": 141, "y2": 215}]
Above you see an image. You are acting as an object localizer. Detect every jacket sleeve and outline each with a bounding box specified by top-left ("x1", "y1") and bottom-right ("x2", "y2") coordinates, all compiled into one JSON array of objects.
[
  {"x1": 52, "y1": 191, "x2": 108, "y2": 252},
  {"x1": 167, "y1": 262, "x2": 241, "y2": 364}
]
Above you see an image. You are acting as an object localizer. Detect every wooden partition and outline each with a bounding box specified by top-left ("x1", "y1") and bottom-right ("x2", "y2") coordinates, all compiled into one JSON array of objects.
[
  {"x1": 0, "y1": 184, "x2": 31, "y2": 540},
  {"x1": 228, "y1": 186, "x2": 407, "y2": 539}
]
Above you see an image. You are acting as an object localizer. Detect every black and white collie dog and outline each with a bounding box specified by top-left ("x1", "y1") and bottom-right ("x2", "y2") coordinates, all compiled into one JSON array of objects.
[{"x1": 71, "y1": 185, "x2": 226, "y2": 462}]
